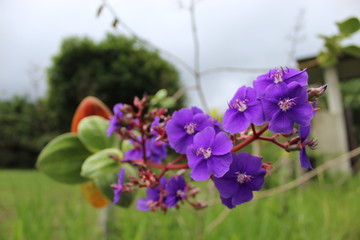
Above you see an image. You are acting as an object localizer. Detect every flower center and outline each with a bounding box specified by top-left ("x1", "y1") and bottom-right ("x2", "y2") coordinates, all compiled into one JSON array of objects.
[
  {"x1": 271, "y1": 68, "x2": 286, "y2": 84},
  {"x1": 278, "y1": 98, "x2": 296, "y2": 111},
  {"x1": 176, "y1": 190, "x2": 187, "y2": 199},
  {"x1": 233, "y1": 99, "x2": 248, "y2": 112},
  {"x1": 184, "y1": 122, "x2": 197, "y2": 135},
  {"x1": 196, "y1": 147, "x2": 212, "y2": 159},
  {"x1": 236, "y1": 172, "x2": 253, "y2": 183}
]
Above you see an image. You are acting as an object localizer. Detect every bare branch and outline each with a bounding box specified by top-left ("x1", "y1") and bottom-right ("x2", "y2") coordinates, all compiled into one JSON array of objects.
[{"x1": 201, "y1": 66, "x2": 270, "y2": 76}]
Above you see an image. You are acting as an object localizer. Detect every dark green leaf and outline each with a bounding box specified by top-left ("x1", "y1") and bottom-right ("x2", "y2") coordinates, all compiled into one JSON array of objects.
[
  {"x1": 337, "y1": 17, "x2": 360, "y2": 37},
  {"x1": 342, "y1": 45, "x2": 360, "y2": 58},
  {"x1": 36, "y1": 133, "x2": 91, "y2": 184}
]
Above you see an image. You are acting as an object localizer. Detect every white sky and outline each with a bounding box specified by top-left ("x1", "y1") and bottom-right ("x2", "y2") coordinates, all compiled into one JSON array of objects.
[{"x1": 1, "y1": 0, "x2": 359, "y2": 110}]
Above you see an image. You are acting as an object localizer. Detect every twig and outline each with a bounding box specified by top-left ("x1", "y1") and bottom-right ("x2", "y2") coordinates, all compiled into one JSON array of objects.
[
  {"x1": 189, "y1": 0, "x2": 209, "y2": 112},
  {"x1": 201, "y1": 66, "x2": 270, "y2": 76}
]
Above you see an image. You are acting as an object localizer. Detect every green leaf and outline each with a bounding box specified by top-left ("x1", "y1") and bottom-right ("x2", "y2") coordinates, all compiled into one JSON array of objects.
[
  {"x1": 337, "y1": 17, "x2": 360, "y2": 37},
  {"x1": 94, "y1": 164, "x2": 137, "y2": 208},
  {"x1": 81, "y1": 148, "x2": 123, "y2": 179},
  {"x1": 78, "y1": 116, "x2": 120, "y2": 153},
  {"x1": 36, "y1": 133, "x2": 91, "y2": 184},
  {"x1": 342, "y1": 45, "x2": 360, "y2": 58}
]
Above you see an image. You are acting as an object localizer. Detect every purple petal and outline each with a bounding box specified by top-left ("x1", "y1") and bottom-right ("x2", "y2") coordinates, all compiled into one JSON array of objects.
[
  {"x1": 193, "y1": 127, "x2": 215, "y2": 147},
  {"x1": 269, "y1": 111, "x2": 294, "y2": 134},
  {"x1": 214, "y1": 176, "x2": 238, "y2": 198},
  {"x1": 193, "y1": 113, "x2": 212, "y2": 130},
  {"x1": 262, "y1": 99, "x2": 280, "y2": 122},
  {"x1": 244, "y1": 104, "x2": 265, "y2": 125},
  {"x1": 231, "y1": 86, "x2": 247, "y2": 102},
  {"x1": 190, "y1": 160, "x2": 211, "y2": 181},
  {"x1": 113, "y1": 189, "x2": 122, "y2": 204},
  {"x1": 253, "y1": 77, "x2": 273, "y2": 98},
  {"x1": 284, "y1": 68, "x2": 308, "y2": 86},
  {"x1": 136, "y1": 198, "x2": 150, "y2": 211},
  {"x1": 287, "y1": 82, "x2": 308, "y2": 103},
  {"x1": 207, "y1": 154, "x2": 233, "y2": 178},
  {"x1": 166, "y1": 196, "x2": 178, "y2": 207},
  {"x1": 172, "y1": 108, "x2": 193, "y2": 123},
  {"x1": 232, "y1": 184, "x2": 253, "y2": 206},
  {"x1": 299, "y1": 125, "x2": 311, "y2": 141},
  {"x1": 223, "y1": 109, "x2": 250, "y2": 134},
  {"x1": 146, "y1": 187, "x2": 160, "y2": 201},
  {"x1": 187, "y1": 145, "x2": 204, "y2": 169},
  {"x1": 211, "y1": 132, "x2": 233, "y2": 155},
  {"x1": 191, "y1": 106, "x2": 204, "y2": 114},
  {"x1": 300, "y1": 148, "x2": 313, "y2": 169},
  {"x1": 117, "y1": 168, "x2": 125, "y2": 184},
  {"x1": 263, "y1": 81, "x2": 288, "y2": 99},
  {"x1": 170, "y1": 134, "x2": 194, "y2": 154},
  {"x1": 221, "y1": 197, "x2": 236, "y2": 209},
  {"x1": 249, "y1": 171, "x2": 266, "y2": 191},
  {"x1": 287, "y1": 103, "x2": 314, "y2": 126}
]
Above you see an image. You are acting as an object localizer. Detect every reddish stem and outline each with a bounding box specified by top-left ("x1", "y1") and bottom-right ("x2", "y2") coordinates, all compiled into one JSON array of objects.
[
  {"x1": 231, "y1": 124, "x2": 269, "y2": 152},
  {"x1": 257, "y1": 136, "x2": 287, "y2": 149}
]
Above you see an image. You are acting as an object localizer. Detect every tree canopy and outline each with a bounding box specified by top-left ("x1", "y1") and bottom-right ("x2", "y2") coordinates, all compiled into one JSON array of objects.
[{"x1": 46, "y1": 34, "x2": 183, "y2": 132}]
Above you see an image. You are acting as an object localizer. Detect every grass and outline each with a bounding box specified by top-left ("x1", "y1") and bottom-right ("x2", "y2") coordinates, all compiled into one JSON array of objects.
[{"x1": 0, "y1": 170, "x2": 360, "y2": 240}]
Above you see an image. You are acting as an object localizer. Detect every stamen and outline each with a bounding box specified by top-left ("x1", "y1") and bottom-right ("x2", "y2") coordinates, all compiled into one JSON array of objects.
[
  {"x1": 233, "y1": 99, "x2": 248, "y2": 112},
  {"x1": 278, "y1": 98, "x2": 296, "y2": 111},
  {"x1": 236, "y1": 172, "x2": 253, "y2": 183},
  {"x1": 184, "y1": 122, "x2": 197, "y2": 134},
  {"x1": 196, "y1": 147, "x2": 212, "y2": 159}
]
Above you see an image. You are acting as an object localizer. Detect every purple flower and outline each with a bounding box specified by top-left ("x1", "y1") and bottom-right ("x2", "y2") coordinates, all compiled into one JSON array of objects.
[
  {"x1": 137, "y1": 177, "x2": 167, "y2": 211},
  {"x1": 223, "y1": 86, "x2": 265, "y2": 134},
  {"x1": 111, "y1": 168, "x2": 125, "y2": 204},
  {"x1": 107, "y1": 104, "x2": 124, "y2": 136},
  {"x1": 186, "y1": 127, "x2": 233, "y2": 181},
  {"x1": 124, "y1": 137, "x2": 167, "y2": 163},
  {"x1": 299, "y1": 125, "x2": 312, "y2": 169},
  {"x1": 299, "y1": 125, "x2": 317, "y2": 169},
  {"x1": 150, "y1": 116, "x2": 161, "y2": 136},
  {"x1": 262, "y1": 82, "x2": 313, "y2": 134},
  {"x1": 165, "y1": 107, "x2": 214, "y2": 154},
  {"x1": 214, "y1": 152, "x2": 266, "y2": 208},
  {"x1": 253, "y1": 68, "x2": 308, "y2": 98},
  {"x1": 165, "y1": 175, "x2": 187, "y2": 208}
]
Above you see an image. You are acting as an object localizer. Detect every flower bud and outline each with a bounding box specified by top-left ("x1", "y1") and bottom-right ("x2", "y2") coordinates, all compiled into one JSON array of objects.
[{"x1": 307, "y1": 84, "x2": 327, "y2": 102}]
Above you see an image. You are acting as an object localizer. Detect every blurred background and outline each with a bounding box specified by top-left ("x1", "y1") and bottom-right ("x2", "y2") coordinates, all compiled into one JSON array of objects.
[{"x1": 1, "y1": 0, "x2": 360, "y2": 239}]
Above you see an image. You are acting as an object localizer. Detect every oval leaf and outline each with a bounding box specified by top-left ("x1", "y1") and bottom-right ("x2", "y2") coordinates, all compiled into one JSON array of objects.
[
  {"x1": 337, "y1": 17, "x2": 360, "y2": 37},
  {"x1": 78, "y1": 116, "x2": 120, "y2": 153},
  {"x1": 81, "y1": 148, "x2": 123, "y2": 179},
  {"x1": 36, "y1": 133, "x2": 91, "y2": 184}
]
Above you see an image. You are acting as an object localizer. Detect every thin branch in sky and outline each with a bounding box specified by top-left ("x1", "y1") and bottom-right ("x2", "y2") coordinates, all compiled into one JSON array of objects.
[{"x1": 286, "y1": 8, "x2": 307, "y2": 68}]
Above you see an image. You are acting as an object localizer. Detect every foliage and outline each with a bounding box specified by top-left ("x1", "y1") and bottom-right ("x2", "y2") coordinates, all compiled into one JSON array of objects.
[
  {"x1": 0, "y1": 96, "x2": 53, "y2": 168},
  {"x1": 46, "y1": 34, "x2": 183, "y2": 133},
  {"x1": 317, "y1": 16, "x2": 360, "y2": 67}
]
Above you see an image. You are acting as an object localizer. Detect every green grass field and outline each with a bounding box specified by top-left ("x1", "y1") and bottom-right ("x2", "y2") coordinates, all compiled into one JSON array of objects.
[{"x1": 0, "y1": 170, "x2": 359, "y2": 240}]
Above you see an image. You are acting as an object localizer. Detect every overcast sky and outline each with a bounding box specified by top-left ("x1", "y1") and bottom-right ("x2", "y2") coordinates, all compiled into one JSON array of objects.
[{"x1": 1, "y1": 0, "x2": 359, "y2": 110}]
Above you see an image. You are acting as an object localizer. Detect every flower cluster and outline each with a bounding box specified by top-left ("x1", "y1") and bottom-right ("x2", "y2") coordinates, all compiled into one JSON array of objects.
[{"x1": 107, "y1": 67, "x2": 326, "y2": 210}]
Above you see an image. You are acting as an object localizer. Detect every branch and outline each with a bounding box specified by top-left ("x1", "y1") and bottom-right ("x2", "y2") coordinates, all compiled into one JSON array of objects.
[
  {"x1": 189, "y1": 0, "x2": 209, "y2": 112},
  {"x1": 201, "y1": 66, "x2": 270, "y2": 76}
]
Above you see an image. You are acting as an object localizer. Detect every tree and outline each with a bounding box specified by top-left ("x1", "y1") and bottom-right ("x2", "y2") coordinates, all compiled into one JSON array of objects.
[{"x1": 46, "y1": 33, "x2": 183, "y2": 132}]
